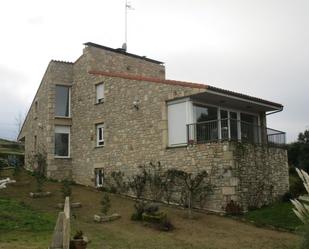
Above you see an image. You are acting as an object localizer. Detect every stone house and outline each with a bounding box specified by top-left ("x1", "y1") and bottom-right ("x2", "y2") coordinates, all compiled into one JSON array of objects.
[{"x1": 18, "y1": 42, "x2": 289, "y2": 212}]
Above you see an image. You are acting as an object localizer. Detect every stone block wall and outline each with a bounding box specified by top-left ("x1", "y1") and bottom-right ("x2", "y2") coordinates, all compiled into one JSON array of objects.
[
  {"x1": 19, "y1": 43, "x2": 289, "y2": 213},
  {"x1": 232, "y1": 143, "x2": 289, "y2": 210}
]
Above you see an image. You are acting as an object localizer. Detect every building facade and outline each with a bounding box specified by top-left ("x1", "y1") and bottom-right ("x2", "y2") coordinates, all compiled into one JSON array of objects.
[{"x1": 18, "y1": 43, "x2": 289, "y2": 212}]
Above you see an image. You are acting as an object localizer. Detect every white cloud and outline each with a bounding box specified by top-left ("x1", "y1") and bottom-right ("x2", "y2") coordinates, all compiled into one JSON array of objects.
[{"x1": 0, "y1": 0, "x2": 308, "y2": 142}]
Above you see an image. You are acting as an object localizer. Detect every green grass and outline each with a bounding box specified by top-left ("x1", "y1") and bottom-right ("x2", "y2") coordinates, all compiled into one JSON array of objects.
[
  {"x1": 0, "y1": 169, "x2": 301, "y2": 249},
  {"x1": 244, "y1": 202, "x2": 302, "y2": 231},
  {"x1": 0, "y1": 198, "x2": 55, "y2": 232}
]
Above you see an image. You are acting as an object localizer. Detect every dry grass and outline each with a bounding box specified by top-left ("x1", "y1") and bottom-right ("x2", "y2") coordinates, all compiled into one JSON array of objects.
[{"x1": 0, "y1": 169, "x2": 301, "y2": 249}]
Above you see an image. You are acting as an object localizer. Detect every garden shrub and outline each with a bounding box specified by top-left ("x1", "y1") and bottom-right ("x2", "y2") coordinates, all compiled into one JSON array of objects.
[
  {"x1": 142, "y1": 212, "x2": 166, "y2": 224},
  {"x1": 144, "y1": 202, "x2": 159, "y2": 215},
  {"x1": 156, "y1": 217, "x2": 174, "y2": 231},
  {"x1": 281, "y1": 192, "x2": 293, "y2": 202},
  {"x1": 101, "y1": 193, "x2": 111, "y2": 215},
  {"x1": 61, "y1": 179, "x2": 72, "y2": 199},
  {"x1": 131, "y1": 200, "x2": 147, "y2": 221}
]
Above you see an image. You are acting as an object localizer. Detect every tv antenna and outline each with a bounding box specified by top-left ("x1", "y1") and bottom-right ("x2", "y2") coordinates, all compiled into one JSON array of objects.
[{"x1": 123, "y1": 0, "x2": 134, "y2": 51}]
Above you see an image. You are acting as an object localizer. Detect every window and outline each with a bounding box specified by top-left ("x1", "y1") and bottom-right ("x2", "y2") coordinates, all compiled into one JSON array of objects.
[
  {"x1": 193, "y1": 105, "x2": 218, "y2": 142},
  {"x1": 54, "y1": 126, "x2": 70, "y2": 157},
  {"x1": 95, "y1": 168, "x2": 104, "y2": 187},
  {"x1": 55, "y1": 85, "x2": 70, "y2": 117},
  {"x1": 96, "y1": 123, "x2": 104, "y2": 147},
  {"x1": 96, "y1": 83, "x2": 104, "y2": 104}
]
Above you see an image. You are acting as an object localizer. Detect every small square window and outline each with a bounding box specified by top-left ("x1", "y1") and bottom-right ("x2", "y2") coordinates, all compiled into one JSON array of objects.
[
  {"x1": 96, "y1": 83, "x2": 104, "y2": 104},
  {"x1": 96, "y1": 123, "x2": 104, "y2": 147}
]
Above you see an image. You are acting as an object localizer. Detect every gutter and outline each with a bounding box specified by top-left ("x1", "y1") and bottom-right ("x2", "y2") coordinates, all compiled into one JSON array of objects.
[{"x1": 266, "y1": 106, "x2": 284, "y2": 116}]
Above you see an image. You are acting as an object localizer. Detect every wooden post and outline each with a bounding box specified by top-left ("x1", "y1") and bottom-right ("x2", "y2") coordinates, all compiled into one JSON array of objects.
[
  {"x1": 49, "y1": 212, "x2": 65, "y2": 249},
  {"x1": 49, "y1": 196, "x2": 70, "y2": 249},
  {"x1": 63, "y1": 197, "x2": 70, "y2": 249}
]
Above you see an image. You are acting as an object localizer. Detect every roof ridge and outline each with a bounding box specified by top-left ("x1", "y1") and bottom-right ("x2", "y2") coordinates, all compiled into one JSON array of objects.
[{"x1": 51, "y1": 60, "x2": 74, "y2": 64}]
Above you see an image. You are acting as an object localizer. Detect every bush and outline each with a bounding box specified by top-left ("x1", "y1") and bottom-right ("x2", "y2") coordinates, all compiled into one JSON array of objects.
[
  {"x1": 61, "y1": 179, "x2": 72, "y2": 199},
  {"x1": 281, "y1": 192, "x2": 293, "y2": 202},
  {"x1": 0, "y1": 158, "x2": 8, "y2": 168},
  {"x1": 225, "y1": 200, "x2": 243, "y2": 215},
  {"x1": 156, "y1": 217, "x2": 174, "y2": 231},
  {"x1": 289, "y1": 174, "x2": 305, "y2": 197},
  {"x1": 131, "y1": 200, "x2": 147, "y2": 221},
  {"x1": 142, "y1": 212, "x2": 166, "y2": 224},
  {"x1": 144, "y1": 202, "x2": 159, "y2": 215},
  {"x1": 100, "y1": 193, "x2": 111, "y2": 215}
]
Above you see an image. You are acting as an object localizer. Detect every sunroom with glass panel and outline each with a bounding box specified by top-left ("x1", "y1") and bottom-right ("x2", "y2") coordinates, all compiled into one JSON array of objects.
[{"x1": 167, "y1": 89, "x2": 286, "y2": 147}]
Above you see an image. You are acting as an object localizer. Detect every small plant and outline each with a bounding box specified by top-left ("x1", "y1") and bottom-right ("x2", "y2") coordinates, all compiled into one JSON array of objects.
[
  {"x1": 73, "y1": 230, "x2": 83, "y2": 240},
  {"x1": 100, "y1": 193, "x2": 111, "y2": 215},
  {"x1": 144, "y1": 202, "x2": 159, "y2": 215},
  {"x1": 61, "y1": 179, "x2": 72, "y2": 199},
  {"x1": 131, "y1": 200, "x2": 147, "y2": 221},
  {"x1": 156, "y1": 217, "x2": 174, "y2": 231}
]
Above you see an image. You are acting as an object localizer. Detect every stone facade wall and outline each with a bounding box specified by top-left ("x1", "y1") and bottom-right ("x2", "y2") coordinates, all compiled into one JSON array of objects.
[
  {"x1": 19, "y1": 44, "x2": 289, "y2": 213},
  {"x1": 19, "y1": 61, "x2": 73, "y2": 179},
  {"x1": 85, "y1": 46, "x2": 166, "y2": 79},
  {"x1": 232, "y1": 143, "x2": 289, "y2": 210}
]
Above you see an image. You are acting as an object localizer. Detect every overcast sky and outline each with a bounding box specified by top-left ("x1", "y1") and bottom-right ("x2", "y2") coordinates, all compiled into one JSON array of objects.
[{"x1": 0, "y1": 0, "x2": 308, "y2": 142}]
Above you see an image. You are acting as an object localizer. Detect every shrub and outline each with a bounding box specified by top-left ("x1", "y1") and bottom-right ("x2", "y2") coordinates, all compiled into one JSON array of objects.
[
  {"x1": 73, "y1": 230, "x2": 83, "y2": 240},
  {"x1": 0, "y1": 158, "x2": 8, "y2": 168},
  {"x1": 61, "y1": 179, "x2": 72, "y2": 199},
  {"x1": 225, "y1": 200, "x2": 243, "y2": 215},
  {"x1": 144, "y1": 202, "x2": 159, "y2": 215},
  {"x1": 281, "y1": 192, "x2": 293, "y2": 202},
  {"x1": 156, "y1": 217, "x2": 174, "y2": 231},
  {"x1": 142, "y1": 212, "x2": 166, "y2": 224},
  {"x1": 131, "y1": 200, "x2": 147, "y2": 221},
  {"x1": 100, "y1": 193, "x2": 111, "y2": 215}
]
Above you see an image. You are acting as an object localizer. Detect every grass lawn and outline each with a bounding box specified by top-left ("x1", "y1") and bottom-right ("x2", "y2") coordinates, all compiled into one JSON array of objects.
[
  {"x1": 0, "y1": 168, "x2": 301, "y2": 249},
  {"x1": 244, "y1": 202, "x2": 302, "y2": 231}
]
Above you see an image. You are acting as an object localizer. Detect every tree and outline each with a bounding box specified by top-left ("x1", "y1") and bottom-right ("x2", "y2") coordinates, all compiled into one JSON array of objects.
[
  {"x1": 288, "y1": 129, "x2": 309, "y2": 172},
  {"x1": 169, "y1": 169, "x2": 212, "y2": 218},
  {"x1": 28, "y1": 148, "x2": 47, "y2": 192}
]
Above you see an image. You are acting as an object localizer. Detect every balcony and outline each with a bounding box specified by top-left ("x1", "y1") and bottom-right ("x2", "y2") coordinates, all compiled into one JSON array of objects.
[{"x1": 186, "y1": 119, "x2": 286, "y2": 147}]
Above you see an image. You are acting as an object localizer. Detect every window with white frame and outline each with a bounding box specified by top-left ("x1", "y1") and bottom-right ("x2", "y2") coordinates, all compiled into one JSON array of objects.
[
  {"x1": 54, "y1": 126, "x2": 70, "y2": 157},
  {"x1": 95, "y1": 83, "x2": 104, "y2": 104},
  {"x1": 96, "y1": 123, "x2": 104, "y2": 147},
  {"x1": 55, "y1": 85, "x2": 70, "y2": 117},
  {"x1": 95, "y1": 168, "x2": 104, "y2": 187}
]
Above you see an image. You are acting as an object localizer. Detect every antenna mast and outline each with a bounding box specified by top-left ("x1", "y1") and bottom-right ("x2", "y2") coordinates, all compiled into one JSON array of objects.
[
  {"x1": 123, "y1": 0, "x2": 133, "y2": 51},
  {"x1": 125, "y1": 0, "x2": 128, "y2": 47}
]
